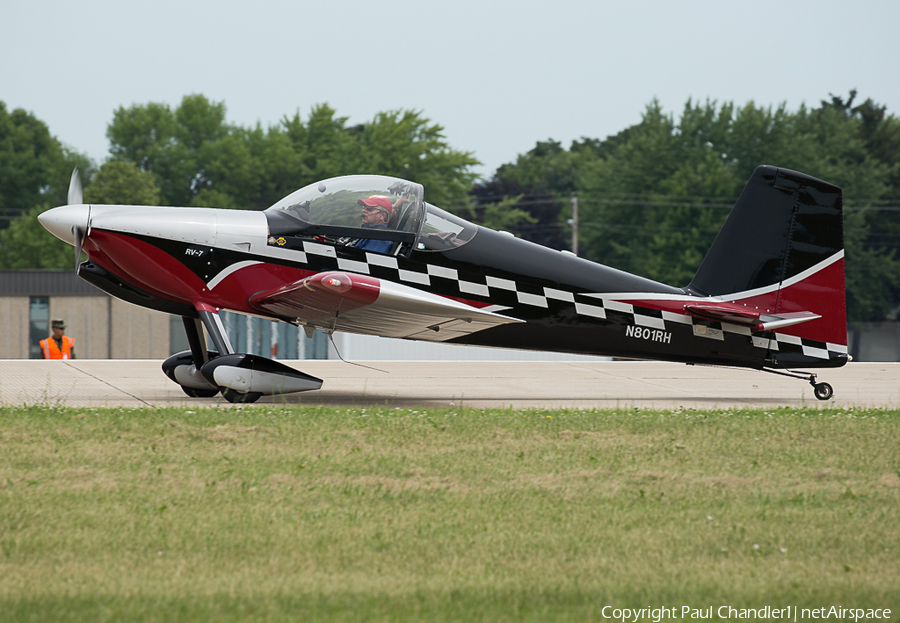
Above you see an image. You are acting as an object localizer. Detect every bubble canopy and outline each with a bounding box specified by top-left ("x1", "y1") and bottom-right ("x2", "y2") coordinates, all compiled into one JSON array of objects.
[{"x1": 264, "y1": 175, "x2": 477, "y2": 254}]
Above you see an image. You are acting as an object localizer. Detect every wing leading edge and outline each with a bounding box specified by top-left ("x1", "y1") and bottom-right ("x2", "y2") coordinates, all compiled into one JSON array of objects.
[{"x1": 249, "y1": 271, "x2": 523, "y2": 341}]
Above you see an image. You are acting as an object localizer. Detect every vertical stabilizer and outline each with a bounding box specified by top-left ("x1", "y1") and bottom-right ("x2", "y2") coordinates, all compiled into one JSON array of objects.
[{"x1": 688, "y1": 166, "x2": 847, "y2": 367}]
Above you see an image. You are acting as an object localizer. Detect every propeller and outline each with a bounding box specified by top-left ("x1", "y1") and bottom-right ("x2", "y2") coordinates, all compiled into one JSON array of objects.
[
  {"x1": 67, "y1": 168, "x2": 89, "y2": 269},
  {"x1": 73, "y1": 222, "x2": 85, "y2": 269},
  {"x1": 67, "y1": 168, "x2": 83, "y2": 205}
]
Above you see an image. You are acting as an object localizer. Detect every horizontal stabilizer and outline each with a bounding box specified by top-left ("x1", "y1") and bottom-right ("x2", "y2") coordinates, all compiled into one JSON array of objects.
[{"x1": 684, "y1": 303, "x2": 820, "y2": 331}]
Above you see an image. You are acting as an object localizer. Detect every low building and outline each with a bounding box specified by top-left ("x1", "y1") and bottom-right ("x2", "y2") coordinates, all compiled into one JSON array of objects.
[{"x1": 1, "y1": 270, "x2": 171, "y2": 359}]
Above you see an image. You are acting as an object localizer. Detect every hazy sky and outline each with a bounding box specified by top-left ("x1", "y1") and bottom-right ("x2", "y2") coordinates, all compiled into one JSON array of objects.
[{"x1": 3, "y1": 0, "x2": 899, "y2": 178}]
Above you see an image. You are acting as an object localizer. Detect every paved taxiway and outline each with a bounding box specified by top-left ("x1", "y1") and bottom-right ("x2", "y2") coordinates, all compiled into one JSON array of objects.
[{"x1": 0, "y1": 360, "x2": 896, "y2": 409}]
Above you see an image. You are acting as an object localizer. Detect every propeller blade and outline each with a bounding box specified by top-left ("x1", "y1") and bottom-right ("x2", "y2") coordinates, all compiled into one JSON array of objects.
[
  {"x1": 67, "y1": 169, "x2": 88, "y2": 269},
  {"x1": 67, "y1": 168, "x2": 83, "y2": 205},
  {"x1": 73, "y1": 225, "x2": 85, "y2": 269}
]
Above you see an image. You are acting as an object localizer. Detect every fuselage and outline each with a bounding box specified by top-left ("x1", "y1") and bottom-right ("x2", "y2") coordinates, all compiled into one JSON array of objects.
[
  {"x1": 38, "y1": 199, "x2": 838, "y2": 371},
  {"x1": 38, "y1": 167, "x2": 851, "y2": 374}
]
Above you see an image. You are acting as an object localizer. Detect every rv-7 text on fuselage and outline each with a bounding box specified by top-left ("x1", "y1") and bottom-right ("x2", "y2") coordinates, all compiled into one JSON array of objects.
[{"x1": 39, "y1": 167, "x2": 847, "y2": 402}]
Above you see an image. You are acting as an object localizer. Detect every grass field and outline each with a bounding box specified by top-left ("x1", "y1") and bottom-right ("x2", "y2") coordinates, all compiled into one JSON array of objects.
[{"x1": 1, "y1": 404, "x2": 898, "y2": 622}]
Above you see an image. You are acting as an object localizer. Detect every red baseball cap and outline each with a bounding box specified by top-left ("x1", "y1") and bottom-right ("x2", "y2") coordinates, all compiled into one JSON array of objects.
[{"x1": 357, "y1": 196, "x2": 393, "y2": 213}]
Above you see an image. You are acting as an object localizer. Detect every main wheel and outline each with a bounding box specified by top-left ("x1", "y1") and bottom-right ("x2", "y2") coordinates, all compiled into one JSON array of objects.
[
  {"x1": 221, "y1": 388, "x2": 263, "y2": 404},
  {"x1": 813, "y1": 382, "x2": 834, "y2": 401},
  {"x1": 181, "y1": 385, "x2": 220, "y2": 398}
]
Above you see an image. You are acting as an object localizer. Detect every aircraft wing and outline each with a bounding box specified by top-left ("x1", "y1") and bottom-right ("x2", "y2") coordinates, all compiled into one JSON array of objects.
[{"x1": 249, "y1": 271, "x2": 523, "y2": 341}]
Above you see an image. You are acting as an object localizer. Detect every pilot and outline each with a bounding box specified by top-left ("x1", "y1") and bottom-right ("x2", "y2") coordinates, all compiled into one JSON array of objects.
[{"x1": 354, "y1": 196, "x2": 396, "y2": 254}]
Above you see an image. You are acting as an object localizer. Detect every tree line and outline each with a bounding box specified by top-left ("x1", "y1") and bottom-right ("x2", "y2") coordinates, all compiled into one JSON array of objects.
[
  {"x1": 473, "y1": 92, "x2": 900, "y2": 322},
  {"x1": 0, "y1": 96, "x2": 478, "y2": 270},
  {"x1": 1, "y1": 92, "x2": 898, "y2": 322}
]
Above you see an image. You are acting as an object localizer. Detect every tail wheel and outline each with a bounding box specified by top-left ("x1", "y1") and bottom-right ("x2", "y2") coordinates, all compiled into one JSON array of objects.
[
  {"x1": 221, "y1": 388, "x2": 263, "y2": 404},
  {"x1": 813, "y1": 382, "x2": 834, "y2": 401},
  {"x1": 181, "y1": 386, "x2": 219, "y2": 398},
  {"x1": 763, "y1": 369, "x2": 836, "y2": 401}
]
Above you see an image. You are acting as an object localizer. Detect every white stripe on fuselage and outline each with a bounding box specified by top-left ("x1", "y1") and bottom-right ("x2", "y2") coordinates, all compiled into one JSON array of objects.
[
  {"x1": 582, "y1": 251, "x2": 844, "y2": 304},
  {"x1": 207, "y1": 260, "x2": 263, "y2": 290}
]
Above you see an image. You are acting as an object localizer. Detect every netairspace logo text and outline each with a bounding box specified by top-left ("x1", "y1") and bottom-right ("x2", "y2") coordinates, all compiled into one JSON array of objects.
[{"x1": 600, "y1": 606, "x2": 892, "y2": 622}]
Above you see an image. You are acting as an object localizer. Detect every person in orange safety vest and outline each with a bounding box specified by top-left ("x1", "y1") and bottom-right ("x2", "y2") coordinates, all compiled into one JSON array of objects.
[{"x1": 40, "y1": 319, "x2": 75, "y2": 359}]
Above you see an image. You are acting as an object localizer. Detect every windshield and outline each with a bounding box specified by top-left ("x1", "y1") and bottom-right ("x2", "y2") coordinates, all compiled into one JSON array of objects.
[
  {"x1": 417, "y1": 203, "x2": 478, "y2": 251},
  {"x1": 267, "y1": 175, "x2": 424, "y2": 236}
]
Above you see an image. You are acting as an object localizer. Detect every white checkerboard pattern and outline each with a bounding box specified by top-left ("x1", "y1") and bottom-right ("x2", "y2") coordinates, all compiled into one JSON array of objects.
[{"x1": 253, "y1": 244, "x2": 847, "y2": 361}]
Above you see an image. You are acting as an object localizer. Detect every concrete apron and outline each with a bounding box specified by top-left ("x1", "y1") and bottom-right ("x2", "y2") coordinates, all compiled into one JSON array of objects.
[{"x1": 1, "y1": 360, "x2": 897, "y2": 410}]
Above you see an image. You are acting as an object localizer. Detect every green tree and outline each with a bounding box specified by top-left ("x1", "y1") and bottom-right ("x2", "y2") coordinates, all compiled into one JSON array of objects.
[
  {"x1": 486, "y1": 95, "x2": 900, "y2": 321},
  {"x1": 280, "y1": 105, "x2": 479, "y2": 208},
  {"x1": 243, "y1": 123, "x2": 308, "y2": 210},
  {"x1": 580, "y1": 98, "x2": 900, "y2": 318},
  {"x1": 0, "y1": 204, "x2": 73, "y2": 269},
  {"x1": 471, "y1": 139, "x2": 596, "y2": 248},
  {"x1": 0, "y1": 102, "x2": 92, "y2": 225},
  {"x1": 476, "y1": 195, "x2": 536, "y2": 232},
  {"x1": 576, "y1": 100, "x2": 740, "y2": 285},
  {"x1": 108, "y1": 97, "x2": 479, "y2": 212},
  {"x1": 107, "y1": 95, "x2": 239, "y2": 207},
  {"x1": 357, "y1": 110, "x2": 479, "y2": 207},
  {"x1": 84, "y1": 160, "x2": 161, "y2": 205},
  {"x1": 281, "y1": 104, "x2": 357, "y2": 183}
]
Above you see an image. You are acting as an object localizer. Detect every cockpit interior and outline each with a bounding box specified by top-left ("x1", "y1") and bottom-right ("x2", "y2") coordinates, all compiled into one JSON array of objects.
[{"x1": 264, "y1": 175, "x2": 477, "y2": 255}]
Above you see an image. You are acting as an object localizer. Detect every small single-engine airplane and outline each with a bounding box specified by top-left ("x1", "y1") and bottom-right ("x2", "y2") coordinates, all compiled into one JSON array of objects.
[{"x1": 39, "y1": 165, "x2": 848, "y2": 403}]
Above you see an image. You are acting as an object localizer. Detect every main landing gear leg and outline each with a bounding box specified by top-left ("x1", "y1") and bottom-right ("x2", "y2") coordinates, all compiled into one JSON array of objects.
[
  {"x1": 183, "y1": 317, "x2": 210, "y2": 367},
  {"x1": 179, "y1": 317, "x2": 219, "y2": 398},
  {"x1": 196, "y1": 308, "x2": 261, "y2": 403},
  {"x1": 196, "y1": 308, "x2": 233, "y2": 357},
  {"x1": 763, "y1": 368, "x2": 834, "y2": 401}
]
